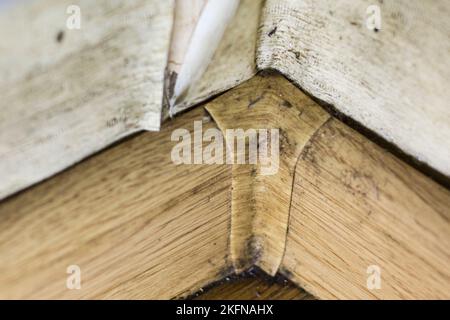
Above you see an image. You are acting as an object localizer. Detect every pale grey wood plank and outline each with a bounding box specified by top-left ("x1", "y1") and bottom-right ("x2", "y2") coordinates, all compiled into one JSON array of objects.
[
  {"x1": 0, "y1": 0, "x2": 174, "y2": 199},
  {"x1": 258, "y1": 0, "x2": 450, "y2": 177}
]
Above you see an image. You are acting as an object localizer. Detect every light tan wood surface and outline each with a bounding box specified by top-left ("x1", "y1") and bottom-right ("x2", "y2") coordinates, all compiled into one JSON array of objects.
[
  {"x1": 0, "y1": 108, "x2": 232, "y2": 299},
  {"x1": 281, "y1": 119, "x2": 450, "y2": 299},
  {"x1": 206, "y1": 74, "x2": 329, "y2": 276}
]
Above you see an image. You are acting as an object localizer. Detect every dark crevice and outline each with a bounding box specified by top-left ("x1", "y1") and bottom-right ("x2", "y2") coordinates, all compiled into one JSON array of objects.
[{"x1": 183, "y1": 265, "x2": 316, "y2": 300}]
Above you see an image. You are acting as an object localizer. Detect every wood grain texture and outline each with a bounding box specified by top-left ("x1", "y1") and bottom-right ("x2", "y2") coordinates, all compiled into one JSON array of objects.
[
  {"x1": 194, "y1": 276, "x2": 314, "y2": 300},
  {"x1": 257, "y1": 0, "x2": 450, "y2": 177},
  {"x1": 281, "y1": 119, "x2": 450, "y2": 299},
  {"x1": 206, "y1": 74, "x2": 330, "y2": 275},
  {"x1": 0, "y1": 0, "x2": 174, "y2": 200},
  {"x1": 0, "y1": 108, "x2": 232, "y2": 299}
]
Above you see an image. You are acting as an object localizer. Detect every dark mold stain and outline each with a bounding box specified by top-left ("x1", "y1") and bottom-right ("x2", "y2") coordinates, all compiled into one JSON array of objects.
[
  {"x1": 56, "y1": 30, "x2": 64, "y2": 43},
  {"x1": 106, "y1": 118, "x2": 118, "y2": 128},
  {"x1": 247, "y1": 236, "x2": 263, "y2": 266},
  {"x1": 268, "y1": 26, "x2": 277, "y2": 37},
  {"x1": 279, "y1": 128, "x2": 290, "y2": 152},
  {"x1": 167, "y1": 71, "x2": 178, "y2": 99},
  {"x1": 248, "y1": 94, "x2": 264, "y2": 108},
  {"x1": 281, "y1": 100, "x2": 293, "y2": 109},
  {"x1": 184, "y1": 265, "x2": 316, "y2": 300},
  {"x1": 278, "y1": 266, "x2": 295, "y2": 280}
]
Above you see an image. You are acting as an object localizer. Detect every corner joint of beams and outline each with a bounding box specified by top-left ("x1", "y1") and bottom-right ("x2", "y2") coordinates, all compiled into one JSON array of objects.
[{"x1": 205, "y1": 74, "x2": 330, "y2": 276}]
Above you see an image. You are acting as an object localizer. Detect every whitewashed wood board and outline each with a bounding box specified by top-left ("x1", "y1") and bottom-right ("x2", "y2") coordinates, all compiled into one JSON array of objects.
[
  {"x1": 0, "y1": 0, "x2": 174, "y2": 200},
  {"x1": 257, "y1": 0, "x2": 450, "y2": 177}
]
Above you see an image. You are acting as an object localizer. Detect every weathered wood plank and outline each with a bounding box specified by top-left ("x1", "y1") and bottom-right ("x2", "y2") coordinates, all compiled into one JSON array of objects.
[
  {"x1": 258, "y1": 0, "x2": 450, "y2": 177},
  {"x1": 0, "y1": 0, "x2": 174, "y2": 200}
]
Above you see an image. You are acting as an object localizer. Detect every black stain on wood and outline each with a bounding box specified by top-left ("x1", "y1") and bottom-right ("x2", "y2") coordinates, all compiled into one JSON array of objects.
[
  {"x1": 167, "y1": 71, "x2": 178, "y2": 99},
  {"x1": 56, "y1": 30, "x2": 64, "y2": 43},
  {"x1": 248, "y1": 94, "x2": 264, "y2": 108},
  {"x1": 281, "y1": 100, "x2": 293, "y2": 109},
  {"x1": 268, "y1": 26, "x2": 277, "y2": 37},
  {"x1": 184, "y1": 265, "x2": 316, "y2": 300}
]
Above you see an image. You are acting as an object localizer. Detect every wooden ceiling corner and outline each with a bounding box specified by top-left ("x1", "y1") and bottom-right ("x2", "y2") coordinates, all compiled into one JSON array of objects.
[{"x1": 0, "y1": 72, "x2": 448, "y2": 299}]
